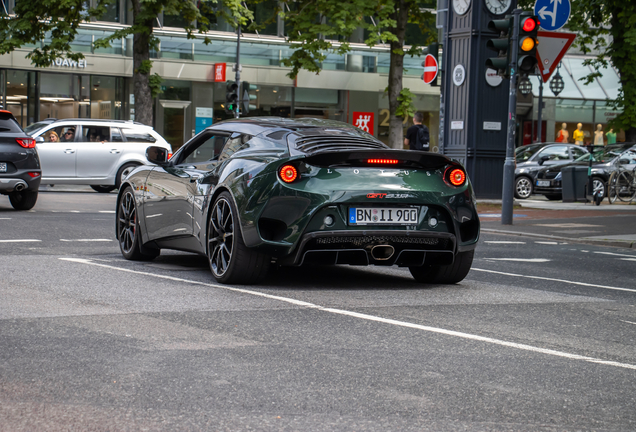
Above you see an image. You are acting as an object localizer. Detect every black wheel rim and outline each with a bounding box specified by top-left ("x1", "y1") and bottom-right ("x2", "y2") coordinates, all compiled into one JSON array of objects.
[
  {"x1": 118, "y1": 191, "x2": 137, "y2": 254},
  {"x1": 208, "y1": 197, "x2": 234, "y2": 277}
]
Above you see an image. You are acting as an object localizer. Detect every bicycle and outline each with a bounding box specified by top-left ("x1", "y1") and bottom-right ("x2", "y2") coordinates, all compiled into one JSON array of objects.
[{"x1": 608, "y1": 164, "x2": 636, "y2": 204}]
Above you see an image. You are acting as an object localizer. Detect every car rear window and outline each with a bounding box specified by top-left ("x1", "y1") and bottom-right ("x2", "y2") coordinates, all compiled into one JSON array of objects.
[
  {"x1": 0, "y1": 113, "x2": 24, "y2": 133},
  {"x1": 122, "y1": 129, "x2": 156, "y2": 143}
]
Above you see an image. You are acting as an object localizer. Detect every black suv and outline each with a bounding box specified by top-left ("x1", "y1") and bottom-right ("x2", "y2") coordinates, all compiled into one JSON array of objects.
[{"x1": 0, "y1": 110, "x2": 41, "y2": 210}]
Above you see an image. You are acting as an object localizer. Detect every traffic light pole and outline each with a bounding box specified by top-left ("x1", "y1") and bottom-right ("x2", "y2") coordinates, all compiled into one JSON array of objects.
[
  {"x1": 501, "y1": 9, "x2": 521, "y2": 225},
  {"x1": 234, "y1": 25, "x2": 242, "y2": 119}
]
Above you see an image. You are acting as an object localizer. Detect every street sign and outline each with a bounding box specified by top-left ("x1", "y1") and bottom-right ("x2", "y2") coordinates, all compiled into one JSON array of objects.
[
  {"x1": 422, "y1": 54, "x2": 439, "y2": 84},
  {"x1": 534, "y1": 0, "x2": 570, "y2": 31},
  {"x1": 536, "y1": 31, "x2": 576, "y2": 82},
  {"x1": 352, "y1": 112, "x2": 374, "y2": 135},
  {"x1": 213, "y1": 63, "x2": 226, "y2": 82}
]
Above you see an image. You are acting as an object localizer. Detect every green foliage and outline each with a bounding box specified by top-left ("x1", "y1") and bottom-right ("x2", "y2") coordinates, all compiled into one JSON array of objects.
[
  {"x1": 395, "y1": 87, "x2": 416, "y2": 119},
  {"x1": 149, "y1": 73, "x2": 164, "y2": 98},
  {"x1": 518, "y1": 0, "x2": 636, "y2": 135}
]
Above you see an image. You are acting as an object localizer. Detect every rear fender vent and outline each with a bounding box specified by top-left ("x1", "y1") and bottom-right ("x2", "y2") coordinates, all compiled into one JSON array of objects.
[{"x1": 294, "y1": 136, "x2": 387, "y2": 154}]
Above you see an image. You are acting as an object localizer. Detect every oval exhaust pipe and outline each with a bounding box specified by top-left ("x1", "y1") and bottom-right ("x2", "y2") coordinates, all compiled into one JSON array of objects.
[
  {"x1": 14, "y1": 182, "x2": 27, "y2": 192},
  {"x1": 371, "y1": 245, "x2": 395, "y2": 261}
]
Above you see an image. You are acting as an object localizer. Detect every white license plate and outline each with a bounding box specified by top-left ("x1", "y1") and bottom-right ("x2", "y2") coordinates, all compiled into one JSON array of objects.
[
  {"x1": 536, "y1": 180, "x2": 550, "y2": 187},
  {"x1": 0, "y1": 163, "x2": 6, "y2": 173},
  {"x1": 349, "y1": 207, "x2": 418, "y2": 225}
]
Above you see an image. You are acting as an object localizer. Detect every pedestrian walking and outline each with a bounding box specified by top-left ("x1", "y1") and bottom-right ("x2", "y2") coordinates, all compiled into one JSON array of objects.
[{"x1": 404, "y1": 112, "x2": 430, "y2": 151}]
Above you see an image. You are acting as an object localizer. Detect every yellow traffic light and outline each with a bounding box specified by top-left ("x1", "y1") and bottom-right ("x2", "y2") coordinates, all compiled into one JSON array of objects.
[{"x1": 520, "y1": 36, "x2": 536, "y2": 52}]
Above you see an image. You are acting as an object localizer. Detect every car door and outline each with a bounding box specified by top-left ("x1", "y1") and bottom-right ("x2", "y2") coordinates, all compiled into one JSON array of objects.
[
  {"x1": 144, "y1": 131, "x2": 228, "y2": 242},
  {"x1": 35, "y1": 125, "x2": 78, "y2": 178},
  {"x1": 76, "y1": 125, "x2": 121, "y2": 179}
]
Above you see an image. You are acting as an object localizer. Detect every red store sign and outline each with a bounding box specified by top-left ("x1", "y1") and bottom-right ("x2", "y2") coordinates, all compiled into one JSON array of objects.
[
  {"x1": 352, "y1": 111, "x2": 374, "y2": 135},
  {"x1": 213, "y1": 63, "x2": 226, "y2": 82}
]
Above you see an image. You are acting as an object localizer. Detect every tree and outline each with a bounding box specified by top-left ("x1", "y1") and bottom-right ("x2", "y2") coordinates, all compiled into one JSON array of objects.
[
  {"x1": 519, "y1": 0, "x2": 636, "y2": 141},
  {"x1": 0, "y1": 0, "x2": 252, "y2": 126},
  {"x1": 280, "y1": 0, "x2": 436, "y2": 148}
]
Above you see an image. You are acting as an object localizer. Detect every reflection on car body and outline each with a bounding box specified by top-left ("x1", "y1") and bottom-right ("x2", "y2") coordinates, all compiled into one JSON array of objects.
[{"x1": 115, "y1": 117, "x2": 480, "y2": 285}]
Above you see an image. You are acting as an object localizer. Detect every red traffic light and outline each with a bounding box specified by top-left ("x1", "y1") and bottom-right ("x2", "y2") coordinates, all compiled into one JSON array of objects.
[{"x1": 521, "y1": 17, "x2": 537, "y2": 32}]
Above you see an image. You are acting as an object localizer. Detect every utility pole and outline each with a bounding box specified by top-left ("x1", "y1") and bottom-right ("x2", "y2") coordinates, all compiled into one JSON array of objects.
[
  {"x1": 537, "y1": 75, "x2": 543, "y2": 142},
  {"x1": 234, "y1": 25, "x2": 242, "y2": 119},
  {"x1": 501, "y1": 9, "x2": 521, "y2": 225}
]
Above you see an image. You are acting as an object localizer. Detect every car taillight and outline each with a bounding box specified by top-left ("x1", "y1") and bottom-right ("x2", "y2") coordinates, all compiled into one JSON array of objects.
[
  {"x1": 367, "y1": 159, "x2": 399, "y2": 165},
  {"x1": 28, "y1": 172, "x2": 40, "y2": 178},
  {"x1": 279, "y1": 164, "x2": 298, "y2": 183},
  {"x1": 16, "y1": 138, "x2": 35, "y2": 148},
  {"x1": 167, "y1": 152, "x2": 173, "y2": 160},
  {"x1": 445, "y1": 167, "x2": 466, "y2": 187}
]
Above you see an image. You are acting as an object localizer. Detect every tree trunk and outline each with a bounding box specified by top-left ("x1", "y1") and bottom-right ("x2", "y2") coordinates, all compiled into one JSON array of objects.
[
  {"x1": 387, "y1": 0, "x2": 408, "y2": 149},
  {"x1": 132, "y1": 0, "x2": 154, "y2": 126}
]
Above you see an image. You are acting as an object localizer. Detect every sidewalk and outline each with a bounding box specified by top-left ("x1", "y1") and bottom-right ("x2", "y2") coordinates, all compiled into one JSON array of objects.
[{"x1": 477, "y1": 198, "x2": 636, "y2": 249}]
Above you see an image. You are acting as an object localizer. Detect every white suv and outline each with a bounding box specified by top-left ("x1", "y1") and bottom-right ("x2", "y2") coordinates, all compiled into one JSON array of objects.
[{"x1": 26, "y1": 119, "x2": 172, "y2": 193}]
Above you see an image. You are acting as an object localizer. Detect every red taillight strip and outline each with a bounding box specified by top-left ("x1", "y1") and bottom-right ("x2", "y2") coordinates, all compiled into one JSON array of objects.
[
  {"x1": 444, "y1": 166, "x2": 467, "y2": 187},
  {"x1": 16, "y1": 138, "x2": 35, "y2": 149},
  {"x1": 367, "y1": 159, "x2": 398, "y2": 164},
  {"x1": 28, "y1": 172, "x2": 41, "y2": 178}
]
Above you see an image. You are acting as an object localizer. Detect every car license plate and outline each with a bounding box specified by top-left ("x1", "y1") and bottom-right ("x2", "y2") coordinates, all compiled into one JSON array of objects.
[
  {"x1": 349, "y1": 207, "x2": 418, "y2": 225},
  {"x1": 0, "y1": 163, "x2": 6, "y2": 173},
  {"x1": 536, "y1": 180, "x2": 550, "y2": 187}
]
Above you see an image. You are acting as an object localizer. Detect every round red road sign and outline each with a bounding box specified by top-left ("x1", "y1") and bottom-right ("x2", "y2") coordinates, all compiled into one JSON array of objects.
[{"x1": 422, "y1": 54, "x2": 438, "y2": 84}]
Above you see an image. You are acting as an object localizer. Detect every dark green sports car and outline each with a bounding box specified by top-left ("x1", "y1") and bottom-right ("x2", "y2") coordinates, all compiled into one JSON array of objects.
[{"x1": 116, "y1": 118, "x2": 479, "y2": 284}]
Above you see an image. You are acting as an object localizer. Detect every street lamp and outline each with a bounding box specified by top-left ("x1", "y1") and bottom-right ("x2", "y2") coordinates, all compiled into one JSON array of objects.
[
  {"x1": 550, "y1": 68, "x2": 565, "y2": 97},
  {"x1": 518, "y1": 77, "x2": 533, "y2": 96}
]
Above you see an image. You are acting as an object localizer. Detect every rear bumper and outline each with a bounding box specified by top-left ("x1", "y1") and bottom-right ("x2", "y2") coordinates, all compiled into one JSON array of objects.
[{"x1": 0, "y1": 175, "x2": 41, "y2": 194}]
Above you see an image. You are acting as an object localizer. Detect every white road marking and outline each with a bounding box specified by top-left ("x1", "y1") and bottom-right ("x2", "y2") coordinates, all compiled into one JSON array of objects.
[
  {"x1": 472, "y1": 268, "x2": 636, "y2": 293},
  {"x1": 484, "y1": 241, "x2": 526, "y2": 244},
  {"x1": 59, "y1": 239, "x2": 114, "y2": 242},
  {"x1": 484, "y1": 258, "x2": 551, "y2": 263},
  {"x1": 535, "y1": 241, "x2": 559, "y2": 245},
  {"x1": 0, "y1": 239, "x2": 41, "y2": 243},
  {"x1": 620, "y1": 320, "x2": 636, "y2": 326},
  {"x1": 0, "y1": 218, "x2": 12, "y2": 220},
  {"x1": 99, "y1": 210, "x2": 116, "y2": 214},
  {"x1": 60, "y1": 257, "x2": 636, "y2": 371},
  {"x1": 532, "y1": 223, "x2": 602, "y2": 228},
  {"x1": 594, "y1": 251, "x2": 636, "y2": 258},
  {"x1": 621, "y1": 258, "x2": 636, "y2": 262}
]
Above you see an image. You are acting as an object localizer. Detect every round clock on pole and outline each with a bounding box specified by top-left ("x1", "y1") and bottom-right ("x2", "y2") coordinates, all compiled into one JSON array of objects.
[
  {"x1": 485, "y1": 0, "x2": 511, "y2": 15},
  {"x1": 452, "y1": 0, "x2": 472, "y2": 15}
]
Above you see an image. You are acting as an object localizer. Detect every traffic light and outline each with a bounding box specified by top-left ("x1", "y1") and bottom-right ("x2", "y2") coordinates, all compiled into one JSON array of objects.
[
  {"x1": 486, "y1": 17, "x2": 513, "y2": 78},
  {"x1": 225, "y1": 80, "x2": 238, "y2": 114},
  {"x1": 517, "y1": 13, "x2": 539, "y2": 76}
]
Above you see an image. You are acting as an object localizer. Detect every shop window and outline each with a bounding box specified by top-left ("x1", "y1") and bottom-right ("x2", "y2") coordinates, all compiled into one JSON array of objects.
[
  {"x1": 241, "y1": 0, "x2": 278, "y2": 36},
  {"x1": 99, "y1": 1, "x2": 120, "y2": 23}
]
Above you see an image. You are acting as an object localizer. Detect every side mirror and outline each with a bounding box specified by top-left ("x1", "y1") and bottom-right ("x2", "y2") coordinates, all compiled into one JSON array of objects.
[
  {"x1": 538, "y1": 155, "x2": 550, "y2": 166},
  {"x1": 619, "y1": 158, "x2": 630, "y2": 165},
  {"x1": 35, "y1": 136, "x2": 45, "y2": 143},
  {"x1": 146, "y1": 146, "x2": 169, "y2": 165}
]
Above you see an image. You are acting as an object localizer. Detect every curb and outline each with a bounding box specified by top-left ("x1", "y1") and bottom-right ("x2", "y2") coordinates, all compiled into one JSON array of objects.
[{"x1": 481, "y1": 228, "x2": 636, "y2": 250}]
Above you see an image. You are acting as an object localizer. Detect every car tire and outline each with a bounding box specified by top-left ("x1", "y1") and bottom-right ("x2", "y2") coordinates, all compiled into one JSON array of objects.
[
  {"x1": 544, "y1": 194, "x2": 562, "y2": 201},
  {"x1": 592, "y1": 176, "x2": 606, "y2": 199},
  {"x1": 117, "y1": 186, "x2": 159, "y2": 261},
  {"x1": 207, "y1": 191, "x2": 270, "y2": 284},
  {"x1": 9, "y1": 190, "x2": 38, "y2": 211},
  {"x1": 91, "y1": 185, "x2": 116, "y2": 193},
  {"x1": 116, "y1": 163, "x2": 139, "y2": 190},
  {"x1": 409, "y1": 250, "x2": 474, "y2": 284},
  {"x1": 514, "y1": 176, "x2": 533, "y2": 199}
]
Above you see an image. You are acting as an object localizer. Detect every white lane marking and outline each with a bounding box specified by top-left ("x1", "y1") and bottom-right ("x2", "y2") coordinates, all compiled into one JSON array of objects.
[
  {"x1": 99, "y1": 210, "x2": 116, "y2": 214},
  {"x1": 60, "y1": 257, "x2": 636, "y2": 371},
  {"x1": 484, "y1": 258, "x2": 551, "y2": 263},
  {"x1": 0, "y1": 218, "x2": 12, "y2": 220},
  {"x1": 484, "y1": 241, "x2": 526, "y2": 244},
  {"x1": 535, "y1": 241, "x2": 559, "y2": 245},
  {"x1": 0, "y1": 239, "x2": 41, "y2": 243},
  {"x1": 594, "y1": 251, "x2": 636, "y2": 258},
  {"x1": 59, "y1": 239, "x2": 114, "y2": 242},
  {"x1": 472, "y1": 268, "x2": 636, "y2": 293},
  {"x1": 52, "y1": 210, "x2": 81, "y2": 213},
  {"x1": 621, "y1": 258, "x2": 636, "y2": 262},
  {"x1": 620, "y1": 320, "x2": 636, "y2": 326}
]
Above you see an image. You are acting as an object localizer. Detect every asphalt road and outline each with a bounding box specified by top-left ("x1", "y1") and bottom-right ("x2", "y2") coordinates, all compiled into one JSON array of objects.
[{"x1": 1, "y1": 191, "x2": 635, "y2": 431}]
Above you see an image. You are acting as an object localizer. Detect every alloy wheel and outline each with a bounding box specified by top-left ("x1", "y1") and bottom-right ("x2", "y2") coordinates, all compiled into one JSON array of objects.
[
  {"x1": 118, "y1": 190, "x2": 137, "y2": 254},
  {"x1": 208, "y1": 197, "x2": 234, "y2": 277},
  {"x1": 592, "y1": 178, "x2": 605, "y2": 198},
  {"x1": 515, "y1": 177, "x2": 532, "y2": 199}
]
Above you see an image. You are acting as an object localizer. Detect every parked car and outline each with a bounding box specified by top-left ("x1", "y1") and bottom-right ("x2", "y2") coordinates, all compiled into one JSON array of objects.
[
  {"x1": 116, "y1": 117, "x2": 480, "y2": 285},
  {"x1": 0, "y1": 110, "x2": 42, "y2": 210},
  {"x1": 26, "y1": 119, "x2": 172, "y2": 193},
  {"x1": 514, "y1": 142, "x2": 588, "y2": 199},
  {"x1": 534, "y1": 143, "x2": 636, "y2": 200}
]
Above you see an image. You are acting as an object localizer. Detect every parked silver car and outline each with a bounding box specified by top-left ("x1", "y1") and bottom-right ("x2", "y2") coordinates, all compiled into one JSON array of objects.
[{"x1": 26, "y1": 119, "x2": 172, "y2": 193}]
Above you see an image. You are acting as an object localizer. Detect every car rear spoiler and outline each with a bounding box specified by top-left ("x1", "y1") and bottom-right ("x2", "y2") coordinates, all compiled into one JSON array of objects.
[{"x1": 300, "y1": 149, "x2": 459, "y2": 171}]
